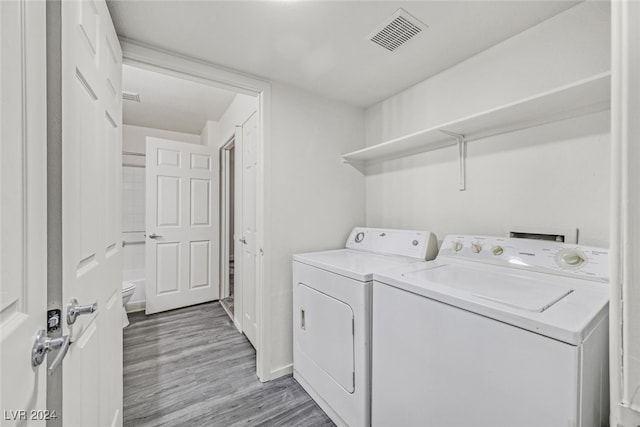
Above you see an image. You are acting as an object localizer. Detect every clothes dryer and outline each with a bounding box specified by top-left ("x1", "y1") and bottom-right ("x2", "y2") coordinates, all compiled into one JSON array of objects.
[{"x1": 293, "y1": 227, "x2": 438, "y2": 427}]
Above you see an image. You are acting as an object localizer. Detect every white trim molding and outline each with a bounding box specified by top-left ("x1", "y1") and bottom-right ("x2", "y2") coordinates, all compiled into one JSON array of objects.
[
  {"x1": 610, "y1": 1, "x2": 640, "y2": 426},
  {"x1": 271, "y1": 364, "x2": 293, "y2": 380},
  {"x1": 120, "y1": 39, "x2": 274, "y2": 382},
  {"x1": 120, "y1": 38, "x2": 269, "y2": 95}
]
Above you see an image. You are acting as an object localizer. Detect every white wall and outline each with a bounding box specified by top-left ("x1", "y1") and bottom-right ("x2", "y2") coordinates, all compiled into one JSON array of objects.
[
  {"x1": 122, "y1": 166, "x2": 145, "y2": 233},
  {"x1": 215, "y1": 93, "x2": 258, "y2": 148},
  {"x1": 267, "y1": 82, "x2": 366, "y2": 375},
  {"x1": 121, "y1": 165, "x2": 146, "y2": 306},
  {"x1": 364, "y1": 1, "x2": 610, "y2": 248}
]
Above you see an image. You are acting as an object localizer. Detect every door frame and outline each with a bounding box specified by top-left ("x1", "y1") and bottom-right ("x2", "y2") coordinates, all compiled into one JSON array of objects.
[
  {"x1": 121, "y1": 39, "x2": 273, "y2": 381},
  {"x1": 219, "y1": 134, "x2": 239, "y2": 329},
  {"x1": 610, "y1": 0, "x2": 640, "y2": 425}
]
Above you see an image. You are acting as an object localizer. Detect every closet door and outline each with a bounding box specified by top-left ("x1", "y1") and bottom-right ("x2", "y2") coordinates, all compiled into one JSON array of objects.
[{"x1": 239, "y1": 112, "x2": 259, "y2": 347}]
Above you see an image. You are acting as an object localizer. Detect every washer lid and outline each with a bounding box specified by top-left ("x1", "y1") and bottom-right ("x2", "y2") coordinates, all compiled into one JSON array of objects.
[
  {"x1": 405, "y1": 265, "x2": 573, "y2": 313},
  {"x1": 293, "y1": 249, "x2": 421, "y2": 282},
  {"x1": 375, "y1": 262, "x2": 609, "y2": 345}
]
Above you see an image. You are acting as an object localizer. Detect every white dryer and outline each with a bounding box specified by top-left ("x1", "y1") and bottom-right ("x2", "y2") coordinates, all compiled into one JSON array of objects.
[
  {"x1": 293, "y1": 227, "x2": 438, "y2": 427},
  {"x1": 372, "y1": 235, "x2": 609, "y2": 427}
]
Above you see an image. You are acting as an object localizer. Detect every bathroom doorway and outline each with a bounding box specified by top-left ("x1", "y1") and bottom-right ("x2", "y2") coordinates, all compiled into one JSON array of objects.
[
  {"x1": 220, "y1": 137, "x2": 236, "y2": 323},
  {"x1": 120, "y1": 63, "x2": 238, "y2": 315}
]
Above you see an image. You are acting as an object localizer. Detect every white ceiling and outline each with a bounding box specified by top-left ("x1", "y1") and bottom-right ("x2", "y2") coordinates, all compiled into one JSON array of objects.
[
  {"x1": 108, "y1": 1, "x2": 579, "y2": 108},
  {"x1": 122, "y1": 64, "x2": 237, "y2": 134}
]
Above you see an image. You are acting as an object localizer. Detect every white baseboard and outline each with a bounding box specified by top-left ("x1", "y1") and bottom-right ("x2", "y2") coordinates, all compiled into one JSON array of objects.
[
  {"x1": 220, "y1": 300, "x2": 233, "y2": 318},
  {"x1": 271, "y1": 363, "x2": 293, "y2": 379},
  {"x1": 125, "y1": 301, "x2": 145, "y2": 313}
]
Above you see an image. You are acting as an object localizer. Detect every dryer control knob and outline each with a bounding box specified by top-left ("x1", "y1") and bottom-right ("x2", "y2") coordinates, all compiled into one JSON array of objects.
[
  {"x1": 471, "y1": 243, "x2": 482, "y2": 254},
  {"x1": 491, "y1": 246, "x2": 504, "y2": 256},
  {"x1": 452, "y1": 241, "x2": 463, "y2": 252},
  {"x1": 557, "y1": 249, "x2": 585, "y2": 267}
]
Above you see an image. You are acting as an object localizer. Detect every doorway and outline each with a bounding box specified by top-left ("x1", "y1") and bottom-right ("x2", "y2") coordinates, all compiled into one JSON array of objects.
[
  {"x1": 218, "y1": 112, "x2": 259, "y2": 350},
  {"x1": 120, "y1": 63, "x2": 234, "y2": 315},
  {"x1": 220, "y1": 138, "x2": 236, "y2": 321},
  {"x1": 121, "y1": 40, "x2": 272, "y2": 380}
]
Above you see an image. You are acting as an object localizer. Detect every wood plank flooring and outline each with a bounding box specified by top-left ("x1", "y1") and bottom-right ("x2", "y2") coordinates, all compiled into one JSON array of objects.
[{"x1": 123, "y1": 302, "x2": 334, "y2": 427}]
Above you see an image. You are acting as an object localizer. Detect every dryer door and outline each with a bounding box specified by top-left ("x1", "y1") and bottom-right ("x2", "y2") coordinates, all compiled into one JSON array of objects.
[{"x1": 296, "y1": 283, "x2": 355, "y2": 393}]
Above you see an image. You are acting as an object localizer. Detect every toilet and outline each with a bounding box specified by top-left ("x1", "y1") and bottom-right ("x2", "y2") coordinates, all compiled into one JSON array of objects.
[{"x1": 122, "y1": 282, "x2": 136, "y2": 328}]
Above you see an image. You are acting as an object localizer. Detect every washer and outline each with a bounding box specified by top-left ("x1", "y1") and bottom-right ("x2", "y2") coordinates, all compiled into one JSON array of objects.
[
  {"x1": 293, "y1": 227, "x2": 438, "y2": 427},
  {"x1": 372, "y1": 234, "x2": 609, "y2": 427}
]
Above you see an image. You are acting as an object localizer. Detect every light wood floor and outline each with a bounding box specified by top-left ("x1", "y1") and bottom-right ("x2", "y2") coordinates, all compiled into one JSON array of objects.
[{"x1": 123, "y1": 302, "x2": 334, "y2": 427}]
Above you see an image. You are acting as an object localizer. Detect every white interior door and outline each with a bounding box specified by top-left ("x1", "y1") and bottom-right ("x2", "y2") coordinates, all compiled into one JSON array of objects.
[
  {"x1": 240, "y1": 113, "x2": 258, "y2": 347},
  {"x1": 146, "y1": 137, "x2": 218, "y2": 314},
  {"x1": 61, "y1": 1, "x2": 123, "y2": 425},
  {"x1": 0, "y1": 1, "x2": 48, "y2": 423}
]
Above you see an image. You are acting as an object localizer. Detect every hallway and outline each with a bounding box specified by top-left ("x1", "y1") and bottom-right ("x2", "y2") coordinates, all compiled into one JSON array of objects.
[{"x1": 123, "y1": 302, "x2": 334, "y2": 426}]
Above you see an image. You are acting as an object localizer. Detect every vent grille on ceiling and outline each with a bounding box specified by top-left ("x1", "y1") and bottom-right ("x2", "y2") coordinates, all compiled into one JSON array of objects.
[
  {"x1": 122, "y1": 91, "x2": 140, "y2": 103},
  {"x1": 369, "y1": 8, "x2": 427, "y2": 52}
]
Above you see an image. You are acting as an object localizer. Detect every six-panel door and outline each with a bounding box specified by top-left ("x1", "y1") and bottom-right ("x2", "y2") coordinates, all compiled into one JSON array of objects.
[
  {"x1": 61, "y1": 1, "x2": 123, "y2": 426},
  {"x1": 145, "y1": 137, "x2": 218, "y2": 314}
]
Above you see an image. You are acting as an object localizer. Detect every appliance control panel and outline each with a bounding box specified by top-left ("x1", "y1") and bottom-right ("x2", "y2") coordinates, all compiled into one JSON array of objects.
[
  {"x1": 346, "y1": 227, "x2": 438, "y2": 261},
  {"x1": 438, "y1": 235, "x2": 609, "y2": 282}
]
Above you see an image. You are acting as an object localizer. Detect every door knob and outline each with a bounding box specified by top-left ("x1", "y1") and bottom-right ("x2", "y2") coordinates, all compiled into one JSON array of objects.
[
  {"x1": 31, "y1": 330, "x2": 71, "y2": 375},
  {"x1": 147, "y1": 233, "x2": 163, "y2": 239},
  {"x1": 67, "y1": 299, "x2": 97, "y2": 325}
]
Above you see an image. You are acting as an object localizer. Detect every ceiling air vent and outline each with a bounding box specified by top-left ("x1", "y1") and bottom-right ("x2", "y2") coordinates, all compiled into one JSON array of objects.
[
  {"x1": 368, "y1": 8, "x2": 427, "y2": 52},
  {"x1": 122, "y1": 91, "x2": 140, "y2": 103}
]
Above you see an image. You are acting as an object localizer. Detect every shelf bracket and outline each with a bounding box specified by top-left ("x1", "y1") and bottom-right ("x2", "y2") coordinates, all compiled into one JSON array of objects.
[
  {"x1": 439, "y1": 130, "x2": 466, "y2": 191},
  {"x1": 341, "y1": 157, "x2": 366, "y2": 173}
]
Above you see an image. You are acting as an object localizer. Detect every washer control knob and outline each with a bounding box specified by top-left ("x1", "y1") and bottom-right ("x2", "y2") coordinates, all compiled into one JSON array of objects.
[
  {"x1": 557, "y1": 249, "x2": 585, "y2": 267},
  {"x1": 471, "y1": 243, "x2": 482, "y2": 254},
  {"x1": 491, "y1": 246, "x2": 504, "y2": 256},
  {"x1": 354, "y1": 232, "x2": 365, "y2": 243},
  {"x1": 452, "y1": 241, "x2": 463, "y2": 252}
]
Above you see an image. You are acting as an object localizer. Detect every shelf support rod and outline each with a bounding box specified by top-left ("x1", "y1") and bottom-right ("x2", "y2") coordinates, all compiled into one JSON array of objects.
[{"x1": 439, "y1": 130, "x2": 466, "y2": 191}]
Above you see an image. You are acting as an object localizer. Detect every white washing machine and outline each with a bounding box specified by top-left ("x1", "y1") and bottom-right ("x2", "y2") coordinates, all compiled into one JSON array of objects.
[
  {"x1": 372, "y1": 235, "x2": 609, "y2": 427},
  {"x1": 293, "y1": 227, "x2": 438, "y2": 427}
]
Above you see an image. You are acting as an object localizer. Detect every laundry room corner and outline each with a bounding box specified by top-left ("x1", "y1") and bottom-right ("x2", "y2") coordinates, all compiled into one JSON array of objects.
[{"x1": 362, "y1": 0, "x2": 611, "y2": 248}]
